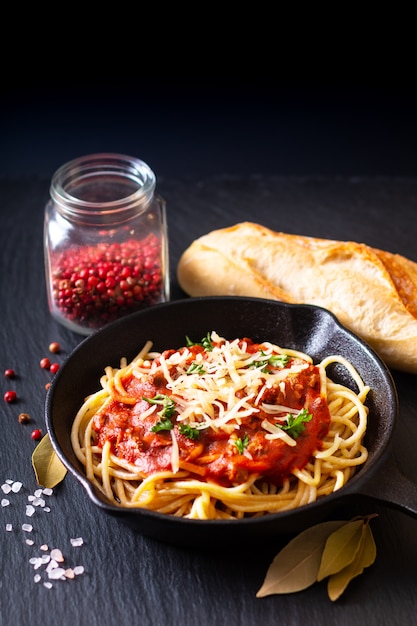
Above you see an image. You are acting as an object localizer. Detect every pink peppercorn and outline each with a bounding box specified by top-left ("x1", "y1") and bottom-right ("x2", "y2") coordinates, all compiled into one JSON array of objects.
[
  {"x1": 4, "y1": 390, "x2": 17, "y2": 403},
  {"x1": 31, "y1": 429, "x2": 42, "y2": 440},
  {"x1": 50, "y1": 363, "x2": 60, "y2": 374},
  {"x1": 49, "y1": 237, "x2": 165, "y2": 330}
]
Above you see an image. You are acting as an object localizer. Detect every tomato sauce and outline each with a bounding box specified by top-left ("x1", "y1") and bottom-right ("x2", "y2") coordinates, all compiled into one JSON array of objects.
[{"x1": 92, "y1": 340, "x2": 331, "y2": 487}]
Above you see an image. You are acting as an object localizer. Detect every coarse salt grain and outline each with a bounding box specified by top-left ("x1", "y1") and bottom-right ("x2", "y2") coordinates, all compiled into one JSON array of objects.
[
  {"x1": 70, "y1": 537, "x2": 84, "y2": 547},
  {"x1": 2, "y1": 476, "x2": 86, "y2": 588},
  {"x1": 50, "y1": 548, "x2": 64, "y2": 562},
  {"x1": 46, "y1": 560, "x2": 58, "y2": 572},
  {"x1": 26, "y1": 505, "x2": 35, "y2": 517},
  {"x1": 48, "y1": 567, "x2": 66, "y2": 580},
  {"x1": 30, "y1": 558, "x2": 43, "y2": 570},
  {"x1": 30, "y1": 555, "x2": 51, "y2": 569}
]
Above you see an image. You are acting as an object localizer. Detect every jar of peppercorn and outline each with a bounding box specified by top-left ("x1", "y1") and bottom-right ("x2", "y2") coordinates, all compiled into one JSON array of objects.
[{"x1": 44, "y1": 153, "x2": 170, "y2": 335}]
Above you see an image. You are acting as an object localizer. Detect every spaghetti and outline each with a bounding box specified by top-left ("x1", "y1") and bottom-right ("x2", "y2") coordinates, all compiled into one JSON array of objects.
[{"x1": 71, "y1": 331, "x2": 370, "y2": 519}]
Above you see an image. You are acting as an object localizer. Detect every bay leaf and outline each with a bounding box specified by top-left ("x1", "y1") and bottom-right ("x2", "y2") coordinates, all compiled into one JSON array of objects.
[
  {"x1": 32, "y1": 434, "x2": 67, "y2": 488},
  {"x1": 327, "y1": 522, "x2": 377, "y2": 601},
  {"x1": 317, "y1": 518, "x2": 364, "y2": 581},
  {"x1": 256, "y1": 519, "x2": 347, "y2": 597}
]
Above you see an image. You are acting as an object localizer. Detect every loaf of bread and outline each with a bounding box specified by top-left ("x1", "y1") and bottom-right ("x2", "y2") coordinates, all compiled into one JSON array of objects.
[{"x1": 177, "y1": 221, "x2": 417, "y2": 373}]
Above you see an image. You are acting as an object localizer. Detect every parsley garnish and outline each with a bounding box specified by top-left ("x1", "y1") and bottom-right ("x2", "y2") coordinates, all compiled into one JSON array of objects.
[
  {"x1": 250, "y1": 352, "x2": 290, "y2": 372},
  {"x1": 186, "y1": 362, "x2": 205, "y2": 375},
  {"x1": 278, "y1": 408, "x2": 312, "y2": 439},
  {"x1": 151, "y1": 417, "x2": 174, "y2": 432},
  {"x1": 201, "y1": 333, "x2": 214, "y2": 351},
  {"x1": 185, "y1": 332, "x2": 214, "y2": 351},
  {"x1": 143, "y1": 393, "x2": 176, "y2": 417},
  {"x1": 234, "y1": 434, "x2": 250, "y2": 454},
  {"x1": 178, "y1": 424, "x2": 201, "y2": 439},
  {"x1": 269, "y1": 354, "x2": 290, "y2": 368}
]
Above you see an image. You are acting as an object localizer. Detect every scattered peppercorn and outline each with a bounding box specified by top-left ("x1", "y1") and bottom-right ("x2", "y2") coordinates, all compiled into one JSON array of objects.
[
  {"x1": 4, "y1": 368, "x2": 16, "y2": 378},
  {"x1": 49, "y1": 363, "x2": 60, "y2": 374},
  {"x1": 40, "y1": 357, "x2": 51, "y2": 370},
  {"x1": 4, "y1": 390, "x2": 17, "y2": 403},
  {"x1": 31, "y1": 429, "x2": 42, "y2": 440},
  {"x1": 49, "y1": 341, "x2": 60, "y2": 353},
  {"x1": 45, "y1": 383, "x2": 51, "y2": 391},
  {"x1": 18, "y1": 412, "x2": 31, "y2": 424}
]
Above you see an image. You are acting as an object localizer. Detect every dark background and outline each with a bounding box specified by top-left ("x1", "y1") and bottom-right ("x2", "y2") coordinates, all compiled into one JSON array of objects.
[{"x1": 2, "y1": 76, "x2": 417, "y2": 181}]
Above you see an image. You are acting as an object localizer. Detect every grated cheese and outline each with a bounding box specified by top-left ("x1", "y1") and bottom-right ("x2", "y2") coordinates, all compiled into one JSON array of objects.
[
  {"x1": 163, "y1": 335, "x2": 305, "y2": 442},
  {"x1": 261, "y1": 419, "x2": 297, "y2": 447},
  {"x1": 170, "y1": 429, "x2": 180, "y2": 473}
]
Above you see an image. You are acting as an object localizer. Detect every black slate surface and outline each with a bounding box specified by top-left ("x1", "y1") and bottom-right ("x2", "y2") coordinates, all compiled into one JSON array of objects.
[{"x1": 1, "y1": 176, "x2": 417, "y2": 626}]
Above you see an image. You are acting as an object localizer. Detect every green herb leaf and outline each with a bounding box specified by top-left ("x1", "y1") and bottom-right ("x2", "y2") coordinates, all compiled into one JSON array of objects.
[
  {"x1": 151, "y1": 417, "x2": 174, "y2": 432},
  {"x1": 178, "y1": 424, "x2": 201, "y2": 439},
  {"x1": 31, "y1": 434, "x2": 67, "y2": 488},
  {"x1": 317, "y1": 519, "x2": 364, "y2": 581},
  {"x1": 327, "y1": 521, "x2": 377, "y2": 601},
  {"x1": 201, "y1": 333, "x2": 214, "y2": 351},
  {"x1": 278, "y1": 408, "x2": 312, "y2": 439},
  {"x1": 269, "y1": 354, "x2": 290, "y2": 368},
  {"x1": 250, "y1": 360, "x2": 269, "y2": 372},
  {"x1": 250, "y1": 352, "x2": 290, "y2": 372},
  {"x1": 235, "y1": 434, "x2": 250, "y2": 454},
  {"x1": 185, "y1": 332, "x2": 214, "y2": 351},
  {"x1": 186, "y1": 362, "x2": 205, "y2": 375},
  {"x1": 143, "y1": 393, "x2": 176, "y2": 418},
  {"x1": 256, "y1": 520, "x2": 347, "y2": 597}
]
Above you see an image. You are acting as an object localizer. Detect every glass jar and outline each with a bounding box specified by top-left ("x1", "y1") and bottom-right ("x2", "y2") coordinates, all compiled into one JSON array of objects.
[{"x1": 44, "y1": 153, "x2": 170, "y2": 335}]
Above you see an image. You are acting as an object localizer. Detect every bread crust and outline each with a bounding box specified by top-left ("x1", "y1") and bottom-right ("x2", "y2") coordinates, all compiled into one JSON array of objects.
[{"x1": 177, "y1": 222, "x2": 417, "y2": 373}]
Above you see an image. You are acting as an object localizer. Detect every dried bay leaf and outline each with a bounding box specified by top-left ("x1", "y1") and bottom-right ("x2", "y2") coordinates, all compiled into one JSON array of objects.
[
  {"x1": 32, "y1": 434, "x2": 67, "y2": 488},
  {"x1": 327, "y1": 522, "x2": 377, "y2": 601},
  {"x1": 317, "y1": 518, "x2": 364, "y2": 581},
  {"x1": 256, "y1": 520, "x2": 347, "y2": 597}
]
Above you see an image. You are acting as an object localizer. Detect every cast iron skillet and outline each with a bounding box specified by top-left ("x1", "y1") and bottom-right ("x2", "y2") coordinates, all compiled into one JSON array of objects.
[{"x1": 45, "y1": 296, "x2": 417, "y2": 548}]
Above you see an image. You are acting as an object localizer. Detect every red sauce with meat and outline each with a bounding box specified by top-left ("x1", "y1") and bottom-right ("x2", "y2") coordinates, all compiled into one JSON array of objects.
[{"x1": 92, "y1": 338, "x2": 331, "y2": 487}]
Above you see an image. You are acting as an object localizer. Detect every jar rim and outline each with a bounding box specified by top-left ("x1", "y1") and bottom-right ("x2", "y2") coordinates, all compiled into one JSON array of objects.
[{"x1": 50, "y1": 153, "x2": 156, "y2": 218}]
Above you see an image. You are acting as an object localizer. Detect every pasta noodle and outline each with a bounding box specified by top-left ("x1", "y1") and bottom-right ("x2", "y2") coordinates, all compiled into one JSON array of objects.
[{"x1": 71, "y1": 332, "x2": 370, "y2": 520}]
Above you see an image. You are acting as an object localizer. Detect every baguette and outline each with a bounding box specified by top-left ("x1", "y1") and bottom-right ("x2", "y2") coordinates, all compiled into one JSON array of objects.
[{"x1": 177, "y1": 221, "x2": 417, "y2": 373}]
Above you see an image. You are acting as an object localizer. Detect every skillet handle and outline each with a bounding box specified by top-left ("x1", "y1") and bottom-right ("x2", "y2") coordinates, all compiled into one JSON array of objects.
[{"x1": 356, "y1": 450, "x2": 417, "y2": 518}]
